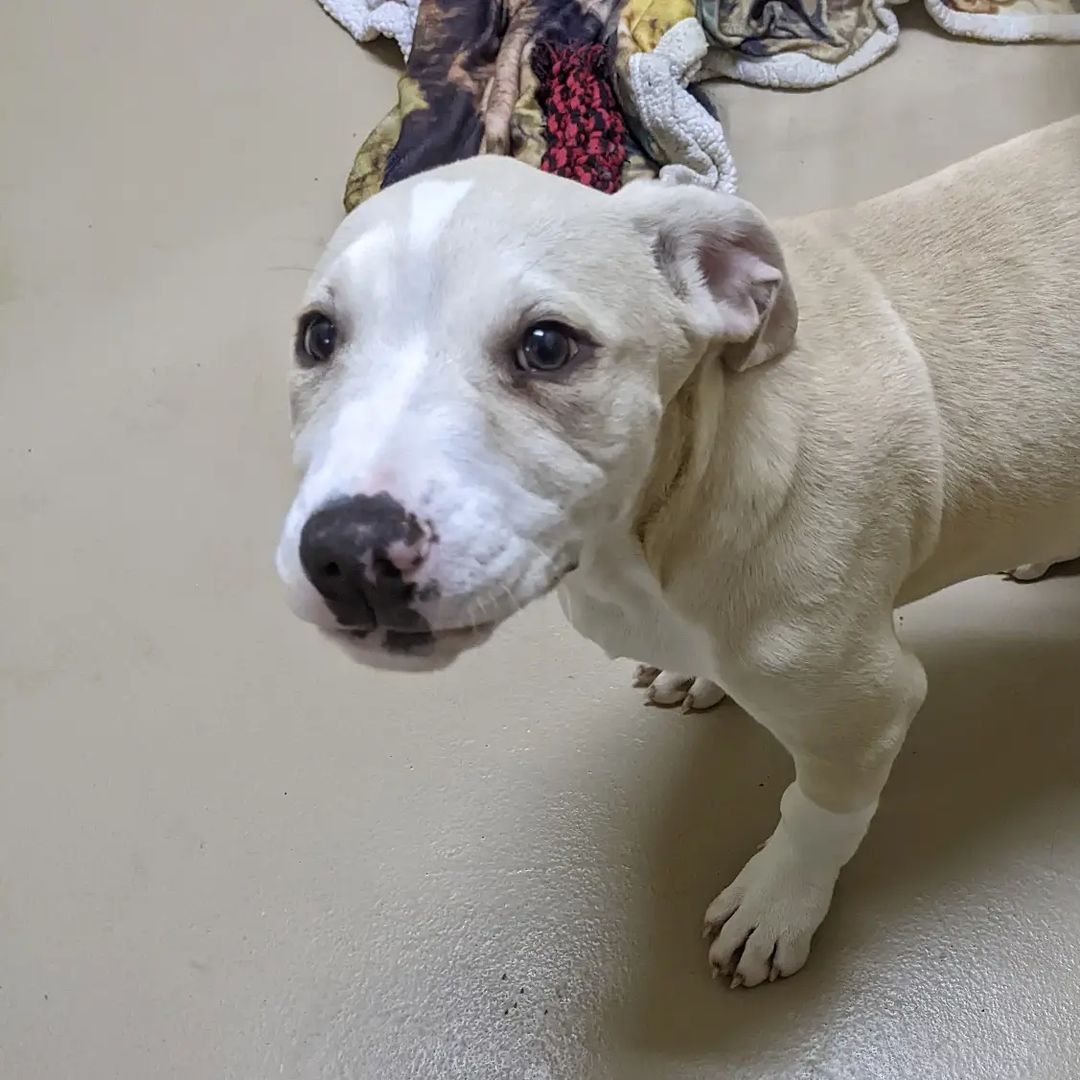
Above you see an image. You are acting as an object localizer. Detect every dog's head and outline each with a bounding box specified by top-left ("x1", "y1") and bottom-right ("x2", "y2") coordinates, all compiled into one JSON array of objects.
[{"x1": 276, "y1": 158, "x2": 796, "y2": 670}]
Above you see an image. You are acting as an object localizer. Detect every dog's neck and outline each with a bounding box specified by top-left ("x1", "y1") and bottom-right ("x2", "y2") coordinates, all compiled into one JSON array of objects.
[
  {"x1": 566, "y1": 351, "x2": 801, "y2": 640},
  {"x1": 631, "y1": 357, "x2": 801, "y2": 589},
  {"x1": 561, "y1": 356, "x2": 801, "y2": 669}
]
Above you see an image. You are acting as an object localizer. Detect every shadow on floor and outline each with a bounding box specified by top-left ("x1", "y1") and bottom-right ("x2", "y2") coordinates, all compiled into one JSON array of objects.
[{"x1": 604, "y1": 578, "x2": 1080, "y2": 1065}]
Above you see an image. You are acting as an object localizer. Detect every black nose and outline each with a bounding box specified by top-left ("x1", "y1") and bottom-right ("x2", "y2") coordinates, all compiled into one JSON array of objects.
[{"x1": 298, "y1": 493, "x2": 431, "y2": 631}]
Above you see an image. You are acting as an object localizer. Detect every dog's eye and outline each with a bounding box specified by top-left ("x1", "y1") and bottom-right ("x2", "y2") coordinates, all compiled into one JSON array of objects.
[
  {"x1": 516, "y1": 322, "x2": 579, "y2": 375},
  {"x1": 298, "y1": 313, "x2": 337, "y2": 366}
]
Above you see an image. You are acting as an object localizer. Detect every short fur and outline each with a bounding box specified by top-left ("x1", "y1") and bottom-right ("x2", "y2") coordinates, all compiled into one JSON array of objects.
[{"x1": 278, "y1": 117, "x2": 1080, "y2": 987}]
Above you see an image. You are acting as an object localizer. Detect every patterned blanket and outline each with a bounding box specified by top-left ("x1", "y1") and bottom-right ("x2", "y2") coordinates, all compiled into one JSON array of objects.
[
  {"x1": 342, "y1": 0, "x2": 736, "y2": 213},
  {"x1": 323, "y1": 0, "x2": 1079, "y2": 212}
]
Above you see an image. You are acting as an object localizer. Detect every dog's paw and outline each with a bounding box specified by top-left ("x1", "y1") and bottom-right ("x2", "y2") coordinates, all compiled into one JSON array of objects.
[
  {"x1": 633, "y1": 665, "x2": 726, "y2": 712},
  {"x1": 632, "y1": 663, "x2": 662, "y2": 688},
  {"x1": 681, "y1": 678, "x2": 727, "y2": 711},
  {"x1": 703, "y1": 839, "x2": 836, "y2": 988},
  {"x1": 1007, "y1": 562, "x2": 1054, "y2": 582}
]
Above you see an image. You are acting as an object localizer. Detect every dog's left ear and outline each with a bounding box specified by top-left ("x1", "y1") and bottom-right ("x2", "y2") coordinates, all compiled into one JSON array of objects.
[{"x1": 616, "y1": 181, "x2": 798, "y2": 371}]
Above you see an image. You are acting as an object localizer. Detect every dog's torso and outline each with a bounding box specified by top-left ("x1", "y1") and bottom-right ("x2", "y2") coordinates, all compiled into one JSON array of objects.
[
  {"x1": 281, "y1": 116, "x2": 1080, "y2": 988},
  {"x1": 561, "y1": 116, "x2": 1080, "y2": 674},
  {"x1": 835, "y1": 116, "x2": 1080, "y2": 598}
]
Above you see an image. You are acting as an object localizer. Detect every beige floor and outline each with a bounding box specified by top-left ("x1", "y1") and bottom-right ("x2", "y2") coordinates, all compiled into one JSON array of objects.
[{"x1": 2, "y1": 2, "x2": 1079, "y2": 1078}]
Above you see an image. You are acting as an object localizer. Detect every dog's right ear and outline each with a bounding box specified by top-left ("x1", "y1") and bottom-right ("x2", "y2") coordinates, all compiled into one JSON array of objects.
[{"x1": 616, "y1": 180, "x2": 798, "y2": 371}]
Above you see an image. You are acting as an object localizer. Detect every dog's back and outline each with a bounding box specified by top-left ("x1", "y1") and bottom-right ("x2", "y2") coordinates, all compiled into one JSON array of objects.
[{"x1": 785, "y1": 117, "x2": 1080, "y2": 597}]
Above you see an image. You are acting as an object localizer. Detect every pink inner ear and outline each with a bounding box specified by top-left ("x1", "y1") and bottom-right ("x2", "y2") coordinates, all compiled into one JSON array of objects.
[{"x1": 699, "y1": 235, "x2": 780, "y2": 342}]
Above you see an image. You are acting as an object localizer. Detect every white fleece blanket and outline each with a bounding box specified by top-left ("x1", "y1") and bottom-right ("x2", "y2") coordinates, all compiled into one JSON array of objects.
[{"x1": 318, "y1": 0, "x2": 418, "y2": 57}]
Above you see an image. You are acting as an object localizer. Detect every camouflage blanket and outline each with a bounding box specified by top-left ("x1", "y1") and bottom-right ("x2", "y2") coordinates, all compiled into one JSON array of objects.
[
  {"x1": 322, "y1": 0, "x2": 1078, "y2": 214},
  {"x1": 337, "y1": 0, "x2": 738, "y2": 212}
]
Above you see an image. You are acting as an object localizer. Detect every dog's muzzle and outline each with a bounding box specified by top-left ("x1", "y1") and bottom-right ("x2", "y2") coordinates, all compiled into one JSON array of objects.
[
  {"x1": 298, "y1": 492, "x2": 433, "y2": 638},
  {"x1": 278, "y1": 484, "x2": 580, "y2": 670},
  {"x1": 279, "y1": 490, "x2": 497, "y2": 669}
]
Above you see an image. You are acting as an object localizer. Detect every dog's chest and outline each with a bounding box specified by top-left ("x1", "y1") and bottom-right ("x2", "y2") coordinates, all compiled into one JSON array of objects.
[{"x1": 557, "y1": 534, "x2": 716, "y2": 676}]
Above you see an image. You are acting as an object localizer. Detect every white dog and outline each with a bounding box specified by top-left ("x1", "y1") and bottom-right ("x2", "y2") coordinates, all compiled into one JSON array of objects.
[{"x1": 277, "y1": 116, "x2": 1080, "y2": 987}]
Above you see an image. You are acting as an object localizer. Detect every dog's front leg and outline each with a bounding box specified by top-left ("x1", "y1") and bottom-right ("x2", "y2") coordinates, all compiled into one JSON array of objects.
[{"x1": 704, "y1": 620, "x2": 927, "y2": 987}]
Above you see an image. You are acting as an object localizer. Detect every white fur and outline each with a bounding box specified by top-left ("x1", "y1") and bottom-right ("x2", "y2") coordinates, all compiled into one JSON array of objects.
[
  {"x1": 704, "y1": 785, "x2": 877, "y2": 986},
  {"x1": 277, "y1": 340, "x2": 431, "y2": 627},
  {"x1": 338, "y1": 224, "x2": 396, "y2": 308},
  {"x1": 559, "y1": 524, "x2": 718, "y2": 676},
  {"x1": 407, "y1": 179, "x2": 472, "y2": 250}
]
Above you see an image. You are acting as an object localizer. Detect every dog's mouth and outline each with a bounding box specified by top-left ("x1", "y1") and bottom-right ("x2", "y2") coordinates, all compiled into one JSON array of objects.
[
  {"x1": 296, "y1": 558, "x2": 579, "y2": 672},
  {"x1": 322, "y1": 619, "x2": 498, "y2": 672},
  {"x1": 337, "y1": 621, "x2": 495, "y2": 649}
]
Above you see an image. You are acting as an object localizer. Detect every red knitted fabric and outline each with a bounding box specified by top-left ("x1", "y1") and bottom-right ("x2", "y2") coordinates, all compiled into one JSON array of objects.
[{"x1": 532, "y1": 43, "x2": 627, "y2": 194}]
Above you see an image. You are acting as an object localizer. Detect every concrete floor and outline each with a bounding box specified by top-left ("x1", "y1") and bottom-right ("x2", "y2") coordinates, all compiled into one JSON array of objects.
[{"x1": 2, "y1": 2, "x2": 1079, "y2": 1077}]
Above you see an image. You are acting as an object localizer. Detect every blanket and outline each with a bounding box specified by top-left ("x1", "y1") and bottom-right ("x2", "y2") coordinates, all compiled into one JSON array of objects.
[
  {"x1": 320, "y1": 0, "x2": 1078, "y2": 213},
  {"x1": 697, "y1": 0, "x2": 899, "y2": 87},
  {"x1": 331, "y1": 0, "x2": 737, "y2": 211},
  {"x1": 697, "y1": 0, "x2": 1078, "y2": 88},
  {"x1": 919, "y1": 0, "x2": 1080, "y2": 42}
]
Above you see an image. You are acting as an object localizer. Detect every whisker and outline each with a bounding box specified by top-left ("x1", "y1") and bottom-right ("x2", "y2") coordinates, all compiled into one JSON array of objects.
[
  {"x1": 497, "y1": 582, "x2": 523, "y2": 618},
  {"x1": 454, "y1": 542, "x2": 570, "y2": 631}
]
